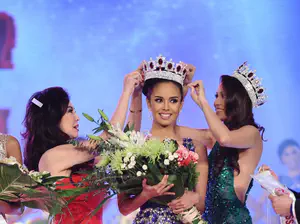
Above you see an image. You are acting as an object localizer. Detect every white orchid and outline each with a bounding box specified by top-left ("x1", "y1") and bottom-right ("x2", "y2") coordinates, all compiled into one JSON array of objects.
[
  {"x1": 128, "y1": 131, "x2": 147, "y2": 146},
  {"x1": 136, "y1": 171, "x2": 142, "y2": 177}
]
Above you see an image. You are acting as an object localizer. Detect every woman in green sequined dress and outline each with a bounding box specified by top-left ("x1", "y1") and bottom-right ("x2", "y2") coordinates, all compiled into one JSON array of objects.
[{"x1": 188, "y1": 62, "x2": 266, "y2": 224}]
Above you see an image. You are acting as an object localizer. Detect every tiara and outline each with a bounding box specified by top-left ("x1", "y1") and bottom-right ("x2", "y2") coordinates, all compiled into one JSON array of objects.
[
  {"x1": 232, "y1": 62, "x2": 267, "y2": 108},
  {"x1": 142, "y1": 55, "x2": 187, "y2": 86}
]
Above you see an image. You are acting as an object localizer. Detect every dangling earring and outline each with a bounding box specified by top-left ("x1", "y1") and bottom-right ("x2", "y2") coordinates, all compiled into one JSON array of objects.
[
  {"x1": 148, "y1": 111, "x2": 153, "y2": 121},
  {"x1": 177, "y1": 116, "x2": 180, "y2": 124}
]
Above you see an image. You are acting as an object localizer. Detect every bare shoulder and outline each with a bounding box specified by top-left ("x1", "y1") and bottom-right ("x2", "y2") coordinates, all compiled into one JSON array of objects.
[
  {"x1": 40, "y1": 144, "x2": 72, "y2": 161},
  {"x1": 7, "y1": 135, "x2": 21, "y2": 148},
  {"x1": 240, "y1": 125, "x2": 261, "y2": 139},
  {"x1": 6, "y1": 135, "x2": 22, "y2": 163}
]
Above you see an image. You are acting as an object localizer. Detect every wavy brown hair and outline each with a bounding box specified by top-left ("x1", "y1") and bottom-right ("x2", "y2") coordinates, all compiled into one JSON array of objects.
[
  {"x1": 22, "y1": 87, "x2": 70, "y2": 171},
  {"x1": 214, "y1": 75, "x2": 265, "y2": 177}
]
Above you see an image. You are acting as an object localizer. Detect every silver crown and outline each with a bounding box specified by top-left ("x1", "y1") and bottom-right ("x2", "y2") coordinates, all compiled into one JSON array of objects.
[
  {"x1": 142, "y1": 55, "x2": 187, "y2": 86},
  {"x1": 232, "y1": 62, "x2": 267, "y2": 108}
]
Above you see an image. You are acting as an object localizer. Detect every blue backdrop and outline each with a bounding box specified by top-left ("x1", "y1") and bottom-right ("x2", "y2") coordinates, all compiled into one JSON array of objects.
[{"x1": 1, "y1": 0, "x2": 300, "y2": 223}]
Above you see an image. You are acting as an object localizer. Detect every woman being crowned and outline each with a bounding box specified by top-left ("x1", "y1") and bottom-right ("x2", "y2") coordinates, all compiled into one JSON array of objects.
[{"x1": 118, "y1": 55, "x2": 209, "y2": 223}]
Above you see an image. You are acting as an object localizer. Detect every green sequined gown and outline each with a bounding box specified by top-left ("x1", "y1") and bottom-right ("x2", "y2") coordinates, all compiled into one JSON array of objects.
[{"x1": 203, "y1": 142, "x2": 253, "y2": 224}]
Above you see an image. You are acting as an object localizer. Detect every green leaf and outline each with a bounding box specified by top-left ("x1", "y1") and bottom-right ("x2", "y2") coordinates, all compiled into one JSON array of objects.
[
  {"x1": 0, "y1": 163, "x2": 65, "y2": 216},
  {"x1": 87, "y1": 135, "x2": 102, "y2": 141},
  {"x1": 82, "y1": 113, "x2": 95, "y2": 122},
  {"x1": 92, "y1": 127, "x2": 104, "y2": 134},
  {"x1": 56, "y1": 187, "x2": 89, "y2": 198},
  {"x1": 129, "y1": 123, "x2": 135, "y2": 131},
  {"x1": 123, "y1": 123, "x2": 130, "y2": 133},
  {"x1": 98, "y1": 109, "x2": 109, "y2": 121},
  {"x1": 122, "y1": 122, "x2": 135, "y2": 132},
  {"x1": 89, "y1": 193, "x2": 116, "y2": 217},
  {"x1": 42, "y1": 176, "x2": 67, "y2": 185}
]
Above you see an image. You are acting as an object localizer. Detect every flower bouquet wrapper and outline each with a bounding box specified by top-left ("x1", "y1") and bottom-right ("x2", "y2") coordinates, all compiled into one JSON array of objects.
[{"x1": 251, "y1": 171, "x2": 298, "y2": 224}]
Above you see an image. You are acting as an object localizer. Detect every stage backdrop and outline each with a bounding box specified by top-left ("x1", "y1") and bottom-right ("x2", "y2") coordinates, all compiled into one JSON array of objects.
[{"x1": 1, "y1": 0, "x2": 300, "y2": 223}]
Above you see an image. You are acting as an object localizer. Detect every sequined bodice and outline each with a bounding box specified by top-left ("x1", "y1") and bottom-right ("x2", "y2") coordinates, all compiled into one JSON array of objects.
[
  {"x1": 204, "y1": 142, "x2": 253, "y2": 224},
  {"x1": 0, "y1": 134, "x2": 7, "y2": 160}
]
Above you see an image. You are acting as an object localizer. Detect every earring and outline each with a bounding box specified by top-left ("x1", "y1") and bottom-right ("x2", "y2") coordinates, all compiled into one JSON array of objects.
[
  {"x1": 177, "y1": 116, "x2": 180, "y2": 124},
  {"x1": 148, "y1": 111, "x2": 153, "y2": 121}
]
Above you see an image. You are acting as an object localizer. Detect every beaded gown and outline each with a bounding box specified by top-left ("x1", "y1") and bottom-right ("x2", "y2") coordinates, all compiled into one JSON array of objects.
[
  {"x1": 133, "y1": 138, "x2": 195, "y2": 224},
  {"x1": 203, "y1": 142, "x2": 253, "y2": 224},
  {"x1": 0, "y1": 133, "x2": 7, "y2": 160},
  {"x1": 0, "y1": 134, "x2": 8, "y2": 222}
]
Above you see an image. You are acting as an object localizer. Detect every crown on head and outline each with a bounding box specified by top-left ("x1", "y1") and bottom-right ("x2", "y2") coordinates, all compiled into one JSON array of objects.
[
  {"x1": 232, "y1": 62, "x2": 267, "y2": 108},
  {"x1": 142, "y1": 55, "x2": 187, "y2": 86}
]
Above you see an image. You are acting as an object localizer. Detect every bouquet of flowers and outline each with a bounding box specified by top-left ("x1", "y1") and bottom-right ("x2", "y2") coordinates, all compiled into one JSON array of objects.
[
  {"x1": 251, "y1": 169, "x2": 298, "y2": 224},
  {"x1": 71, "y1": 109, "x2": 207, "y2": 223},
  {"x1": 0, "y1": 156, "x2": 66, "y2": 218}
]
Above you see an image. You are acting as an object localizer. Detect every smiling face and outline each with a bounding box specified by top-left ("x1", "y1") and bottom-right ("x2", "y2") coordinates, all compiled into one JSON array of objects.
[
  {"x1": 214, "y1": 84, "x2": 227, "y2": 121},
  {"x1": 147, "y1": 81, "x2": 183, "y2": 127},
  {"x1": 59, "y1": 102, "x2": 80, "y2": 139},
  {"x1": 281, "y1": 145, "x2": 300, "y2": 170}
]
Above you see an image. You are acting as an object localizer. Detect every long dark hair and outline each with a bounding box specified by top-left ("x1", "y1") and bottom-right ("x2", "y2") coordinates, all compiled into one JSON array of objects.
[
  {"x1": 142, "y1": 78, "x2": 184, "y2": 101},
  {"x1": 23, "y1": 87, "x2": 70, "y2": 171},
  {"x1": 214, "y1": 75, "x2": 265, "y2": 177}
]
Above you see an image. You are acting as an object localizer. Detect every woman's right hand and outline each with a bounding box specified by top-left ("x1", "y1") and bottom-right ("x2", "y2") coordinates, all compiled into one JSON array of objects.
[
  {"x1": 258, "y1": 164, "x2": 279, "y2": 180},
  {"x1": 123, "y1": 70, "x2": 143, "y2": 96},
  {"x1": 141, "y1": 175, "x2": 175, "y2": 200}
]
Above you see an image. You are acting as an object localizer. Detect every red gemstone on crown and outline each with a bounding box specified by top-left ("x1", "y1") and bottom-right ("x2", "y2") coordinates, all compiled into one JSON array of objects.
[
  {"x1": 258, "y1": 88, "x2": 264, "y2": 93},
  {"x1": 158, "y1": 58, "x2": 163, "y2": 65},
  {"x1": 168, "y1": 63, "x2": 173, "y2": 70},
  {"x1": 176, "y1": 66, "x2": 181, "y2": 72},
  {"x1": 150, "y1": 62, "x2": 154, "y2": 69}
]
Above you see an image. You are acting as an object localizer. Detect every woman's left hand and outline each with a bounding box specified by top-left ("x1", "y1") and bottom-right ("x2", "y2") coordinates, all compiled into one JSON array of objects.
[
  {"x1": 168, "y1": 191, "x2": 200, "y2": 214},
  {"x1": 188, "y1": 80, "x2": 207, "y2": 109}
]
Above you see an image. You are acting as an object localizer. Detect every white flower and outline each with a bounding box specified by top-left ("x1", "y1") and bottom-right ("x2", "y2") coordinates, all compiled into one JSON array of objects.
[
  {"x1": 164, "y1": 159, "x2": 170, "y2": 166},
  {"x1": 173, "y1": 153, "x2": 179, "y2": 158},
  {"x1": 136, "y1": 171, "x2": 142, "y2": 177},
  {"x1": 128, "y1": 161, "x2": 136, "y2": 169},
  {"x1": 123, "y1": 157, "x2": 129, "y2": 163},
  {"x1": 121, "y1": 164, "x2": 126, "y2": 169},
  {"x1": 130, "y1": 156, "x2": 136, "y2": 162},
  {"x1": 119, "y1": 133, "x2": 130, "y2": 141},
  {"x1": 142, "y1": 165, "x2": 148, "y2": 170},
  {"x1": 168, "y1": 155, "x2": 175, "y2": 161}
]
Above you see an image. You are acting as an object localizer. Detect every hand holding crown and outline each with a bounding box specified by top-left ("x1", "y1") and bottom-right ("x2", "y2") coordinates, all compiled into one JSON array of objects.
[
  {"x1": 188, "y1": 80, "x2": 207, "y2": 109},
  {"x1": 183, "y1": 63, "x2": 196, "y2": 85},
  {"x1": 123, "y1": 70, "x2": 143, "y2": 96}
]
